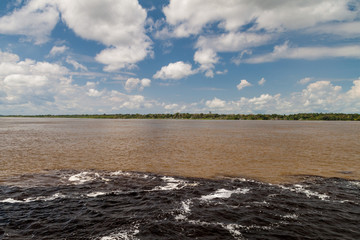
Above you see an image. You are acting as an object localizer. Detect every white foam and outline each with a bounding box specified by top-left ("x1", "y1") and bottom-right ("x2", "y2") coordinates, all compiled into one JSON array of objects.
[
  {"x1": 99, "y1": 224, "x2": 139, "y2": 240},
  {"x1": 68, "y1": 172, "x2": 100, "y2": 184},
  {"x1": 110, "y1": 171, "x2": 149, "y2": 179},
  {"x1": 187, "y1": 220, "x2": 245, "y2": 240},
  {"x1": 152, "y1": 176, "x2": 198, "y2": 191},
  {"x1": 200, "y1": 188, "x2": 250, "y2": 201},
  {"x1": 222, "y1": 223, "x2": 245, "y2": 239},
  {"x1": 87, "y1": 192, "x2": 108, "y2": 197},
  {"x1": 279, "y1": 184, "x2": 330, "y2": 201},
  {"x1": 0, "y1": 192, "x2": 66, "y2": 203},
  {"x1": 1, "y1": 198, "x2": 23, "y2": 203},
  {"x1": 175, "y1": 199, "x2": 192, "y2": 221},
  {"x1": 349, "y1": 181, "x2": 360, "y2": 187},
  {"x1": 110, "y1": 171, "x2": 132, "y2": 176},
  {"x1": 242, "y1": 224, "x2": 273, "y2": 231},
  {"x1": 282, "y1": 213, "x2": 298, "y2": 220}
]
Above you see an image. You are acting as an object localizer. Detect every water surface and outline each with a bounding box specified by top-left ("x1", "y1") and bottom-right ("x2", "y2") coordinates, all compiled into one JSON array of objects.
[
  {"x1": 1, "y1": 118, "x2": 359, "y2": 183},
  {"x1": 1, "y1": 118, "x2": 360, "y2": 239}
]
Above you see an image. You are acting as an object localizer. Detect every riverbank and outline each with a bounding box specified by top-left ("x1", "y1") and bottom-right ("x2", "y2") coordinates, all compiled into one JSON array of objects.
[{"x1": 1, "y1": 113, "x2": 360, "y2": 120}]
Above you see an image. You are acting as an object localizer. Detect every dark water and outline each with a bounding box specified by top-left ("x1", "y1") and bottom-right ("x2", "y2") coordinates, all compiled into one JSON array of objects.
[{"x1": 1, "y1": 170, "x2": 359, "y2": 239}]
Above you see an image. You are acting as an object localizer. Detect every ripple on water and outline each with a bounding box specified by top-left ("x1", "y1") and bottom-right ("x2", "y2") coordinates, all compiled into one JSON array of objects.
[{"x1": 0, "y1": 170, "x2": 359, "y2": 240}]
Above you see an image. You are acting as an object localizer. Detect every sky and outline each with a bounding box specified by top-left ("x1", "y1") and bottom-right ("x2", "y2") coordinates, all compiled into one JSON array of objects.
[{"x1": 0, "y1": 0, "x2": 360, "y2": 115}]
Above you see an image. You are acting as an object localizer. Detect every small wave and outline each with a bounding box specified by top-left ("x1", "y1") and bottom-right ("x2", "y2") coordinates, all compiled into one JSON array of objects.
[
  {"x1": 348, "y1": 181, "x2": 360, "y2": 187},
  {"x1": 187, "y1": 220, "x2": 245, "y2": 240},
  {"x1": 279, "y1": 184, "x2": 330, "y2": 201},
  {"x1": 98, "y1": 224, "x2": 140, "y2": 240},
  {"x1": 110, "y1": 171, "x2": 150, "y2": 179},
  {"x1": 282, "y1": 213, "x2": 298, "y2": 220},
  {"x1": 175, "y1": 199, "x2": 192, "y2": 221},
  {"x1": 68, "y1": 171, "x2": 100, "y2": 184},
  {"x1": 151, "y1": 176, "x2": 198, "y2": 191},
  {"x1": 200, "y1": 188, "x2": 250, "y2": 201},
  {"x1": 0, "y1": 192, "x2": 66, "y2": 204},
  {"x1": 86, "y1": 191, "x2": 108, "y2": 197}
]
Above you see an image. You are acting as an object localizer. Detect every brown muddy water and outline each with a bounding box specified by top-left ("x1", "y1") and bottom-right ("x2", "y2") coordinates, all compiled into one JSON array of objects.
[{"x1": 1, "y1": 118, "x2": 359, "y2": 183}]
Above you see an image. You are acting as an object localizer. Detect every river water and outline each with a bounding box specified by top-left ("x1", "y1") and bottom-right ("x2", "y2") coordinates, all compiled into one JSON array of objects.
[{"x1": 0, "y1": 118, "x2": 359, "y2": 239}]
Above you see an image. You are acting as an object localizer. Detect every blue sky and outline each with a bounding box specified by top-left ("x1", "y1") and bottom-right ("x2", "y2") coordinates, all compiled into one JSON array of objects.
[{"x1": 0, "y1": 0, "x2": 360, "y2": 114}]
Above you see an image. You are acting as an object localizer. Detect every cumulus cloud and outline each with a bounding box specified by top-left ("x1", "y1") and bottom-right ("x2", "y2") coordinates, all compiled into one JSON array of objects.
[
  {"x1": 206, "y1": 97, "x2": 226, "y2": 108},
  {"x1": 0, "y1": 0, "x2": 152, "y2": 71},
  {"x1": 194, "y1": 48, "x2": 218, "y2": 78},
  {"x1": 0, "y1": 50, "x2": 156, "y2": 114},
  {"x1": 49, "y1": 45, "x2": 68, "y2": 57},
  {"x1": 298, "y1": 77, "x2": 313, "y2": 85},
  {"x1": 0, "y1": 51, "x2": 19, "y2": 62},
  {"x1": 290, "y1": 81, "x2": 344, "y2": 112},
  {"x1": 87, "y1": 88, "x2": 103, "y2": 97},
  {"x1": 124, "y1": 78, "x2": 151, "y2": 92},
  {"x1": 162, "y1": 0, "x2": 357, "y2": 37},
  {"x1": 0, "y1": 0, "x2": 59, "y2": 44},
  {"x1": 0, "y1": 50, "x2": 68, "y2": 105},
  {"x1": 153, "y1": 61, "x2": 196, "y2": 80},
  {"x1": 160, "y1": 0, "x2": 359, "y2": 75},
  {"x1": 237, "y1": 80, "x2": 252, "y2": 90},
  {"x1": 194, "y1": 79, "x2": 360, "y2": 114},
  {"x1": 258, "y1": 77, "x2": 266, "y2": 86},
  {"x1": 243, "y1": 41, "x2": 360, "y2": 64},
  {"x1": 164, "y1": 103, "x2": 179, "y2": 110},
  {"x1": 57, "y1": 0, "x2": 152, "y2": 72},
  {"x1": 95, "y1": 44, "x2": 151, "y2": 72}
]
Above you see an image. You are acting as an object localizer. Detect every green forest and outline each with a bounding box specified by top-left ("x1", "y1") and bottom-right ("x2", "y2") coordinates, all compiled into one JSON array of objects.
[{"x1": 2, "y1": 113, "x2": 360, "y2": 121}]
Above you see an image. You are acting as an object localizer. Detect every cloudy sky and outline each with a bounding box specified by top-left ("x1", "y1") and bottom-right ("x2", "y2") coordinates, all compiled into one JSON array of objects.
[{"x1": 0, "y1": 0, "x2": 360, "y2": 114}]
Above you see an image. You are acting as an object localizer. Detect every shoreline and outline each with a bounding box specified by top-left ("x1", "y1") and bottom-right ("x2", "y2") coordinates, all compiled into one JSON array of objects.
[{"x1": 1, "y1": 113, "x2": 360, "y2": 121}]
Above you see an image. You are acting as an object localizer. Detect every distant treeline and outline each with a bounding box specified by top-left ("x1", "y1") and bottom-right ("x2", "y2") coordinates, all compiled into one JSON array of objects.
[{"x1": 2, "y1": 113, "x2": 360, "y2": 121}]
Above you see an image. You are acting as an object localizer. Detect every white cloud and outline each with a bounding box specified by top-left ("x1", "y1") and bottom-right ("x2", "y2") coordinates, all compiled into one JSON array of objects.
[
  {"x1": 0, "y1": 51, "x2": 20, "y2": 62},
  {"x1": 66, "y1": 57, "x2": 88, "y2": 71},
  {"x1": 3, "y1": 74, "x2": 49, "y2": 88},
  {"x1": 153, "y1": 61, "x2": 196, "y2": 80},
  {"x1": 258, "y1": 77, "x2": 266, "y2": 86},
  {"x1": 162, "y1": 0, "x2": 357, "y2": 37},
  {"x1": 0, "y1": 53, "x2": 67, "y2": 105},
  {"x1": 196, "y1": 32, "x2": 272, "y2": 53},
  {"x1": 49, "y1": 45, "x2": 68, "y2": 56},
  {"x1": 298, "y1": 77, "x2": 313, "y2": 85},
  {"x1": 95, "y1": 44, "x2": 151, "y2": 72},
  {"x1": 191, "y1": 79, "x2": 360, "y2": 114},
  {"x1": 194, "y1": 48, "x2": 218, "y2": 77},
  {"x1": 0, "y1": 0, "x2": 59, "y2": 44},
  {"x1": 160, "y1": 0, "x2": 359, "y2": 75},
  {"x1": 87, "y1": 88, "x2": 103, "y2": 97},
  {"x1": 0, "y1": 50, "x2": 156, "y2": 114},
  {"x1": 0, "y1": 0, "x2": 152, "y2": 70},
  {"x1": 164, "y1": 103, "x2": 179, "y2": 110},
  {"x1": 194, "y1": 32, "x2": 272, "y2": 76},
  {"x1": 244, "y1": 42, "x2": 360, "y2": 64},
  {"x1": 107, "y1": 91, "x2": 148, "y2": 110},
  {"x1": 292, "y1": 81, "x2": 343, "y2": 112},
  {"x1": 205, "y1": 97, "x2": 226, "y2": 108},
  {"x1": 124, "y1": 78, "x2": 151, "y2": 92},
  {"x1": 216, "y1": 70, "x2": 228, "y2": 75},
  {"x1": 58, "y1": 0, "x2": 152, "y2": 71},
  {"x1": 347, "y1": 79, "x2": 360, "y2": 99},
  {"x1": 237, "y1": 79, "x2": 252, "y2": 90},
  {"x1": 307, "y1": 21, "x2": 360, "y2": 38}
]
